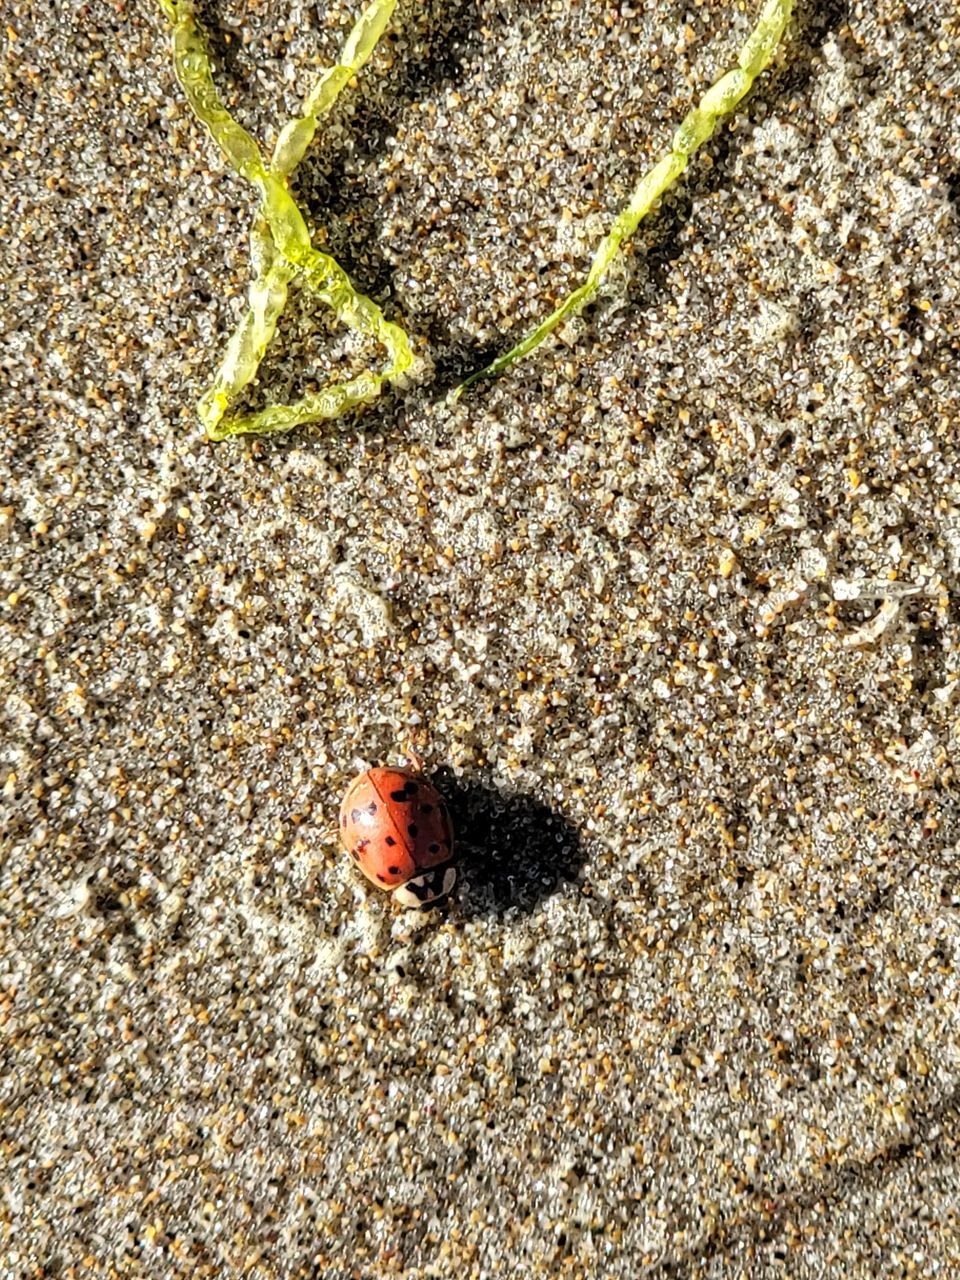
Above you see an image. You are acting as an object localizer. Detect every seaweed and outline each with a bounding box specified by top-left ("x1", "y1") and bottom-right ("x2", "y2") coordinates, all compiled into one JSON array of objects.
[
  {"x1": 456, "y1": 0, "x2": 794, "y2": 392},
  {"x1": 155, "y1": 0, "x2": 793, "y2": 432},
  {"x1": 156, "y1": 0, "x2": 413, "y2": 439}
]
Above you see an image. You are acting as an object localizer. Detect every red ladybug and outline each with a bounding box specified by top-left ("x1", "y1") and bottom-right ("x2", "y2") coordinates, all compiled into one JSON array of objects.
[{"x1": 339, "y1": 765, "x2": 456, "y2": 908}]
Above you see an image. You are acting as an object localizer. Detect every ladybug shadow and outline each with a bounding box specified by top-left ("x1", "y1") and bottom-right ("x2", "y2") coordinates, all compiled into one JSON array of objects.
[{"x1": 430, "y1": 770, "x2": 587, "y2": 918}]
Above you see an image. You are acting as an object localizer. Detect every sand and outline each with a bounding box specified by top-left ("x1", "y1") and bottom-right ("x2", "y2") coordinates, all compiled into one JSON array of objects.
[{"x1": 2, "y1": 0, "x2": 960, "y2": 1275}]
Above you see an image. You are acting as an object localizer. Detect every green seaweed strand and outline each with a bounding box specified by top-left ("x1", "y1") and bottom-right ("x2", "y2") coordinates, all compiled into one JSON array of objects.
[
  {"x1": 457, "y1": 0, "x2": 793, "y2": 392},
  {"x1": 157, "y1": 0, "x2": 412, "y2": 439}
]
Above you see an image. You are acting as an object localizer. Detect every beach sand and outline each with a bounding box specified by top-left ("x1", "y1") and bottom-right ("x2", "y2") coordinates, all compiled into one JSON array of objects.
[{"x1": 2, "y1": 0, "x2": 960, "y2": 1274}]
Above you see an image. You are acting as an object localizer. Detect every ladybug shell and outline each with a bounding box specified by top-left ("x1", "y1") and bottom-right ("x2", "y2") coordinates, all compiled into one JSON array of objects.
[{"x1": 339, "y1": 767, "x2": 454, "y2": 891}]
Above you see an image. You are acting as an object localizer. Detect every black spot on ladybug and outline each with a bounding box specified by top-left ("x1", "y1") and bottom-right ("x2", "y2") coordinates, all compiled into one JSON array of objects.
[
  {"x1": 341, "y1": 814, "x2": 347, "y2": 827},
  {"x1": 408, "y1": 823, "x2": 418, "y2": 838},
  {"x1": 390, "y1": 790, "x2": 408, "y2": 802},
  {"x1": 366, "y1": 801, "x2": 377, "y2": 815},
  {"x1": 385, "y1": 835, "x2": 396, "y2": 847},
  {"x1": 350, "y1": 808, "x2": 362, "y2": 823},
  {"x1": 376, "y1": 874, "x2": 388, "y2": 884},
  {"x1": 388, "y1": 865, "x2": 400, "y2": 875},
  {"x1": 420, "y1": 803, "x2": 434, "y2": 814},
  {"x1": 429, "y1": 842, "x2": 440, "y2": 854},
  {"x1": 404, "y1": 780, "x2": 419, "y2": 795},
  {"x1": 350, "y1": 848, "x2": 361, "y2": 861}
]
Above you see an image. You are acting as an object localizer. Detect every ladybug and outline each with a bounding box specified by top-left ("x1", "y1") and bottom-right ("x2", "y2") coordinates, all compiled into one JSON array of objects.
[{"x1": 339, "y1": 764, "x2": 456, "y2": 908}]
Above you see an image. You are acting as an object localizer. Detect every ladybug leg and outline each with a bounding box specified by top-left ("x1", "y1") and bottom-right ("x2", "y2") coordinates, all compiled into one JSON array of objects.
[
  {"x1": 404, "y1": 747, "x2": 426, "y2": 775},
  {"x1": 393, "y1": 866, "x2": 457, "y2": 909}
]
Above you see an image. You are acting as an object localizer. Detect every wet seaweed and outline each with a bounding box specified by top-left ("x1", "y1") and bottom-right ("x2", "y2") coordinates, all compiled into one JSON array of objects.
[
  {"x1": 156, "y1": 0, "x2": 412, "y2": 439},
  {"x1": 155, "y1": 0, "x2": 793, "y2": 431},
  {"x1": 457, "y1": 0, "x2": 794, "y2": 392}
]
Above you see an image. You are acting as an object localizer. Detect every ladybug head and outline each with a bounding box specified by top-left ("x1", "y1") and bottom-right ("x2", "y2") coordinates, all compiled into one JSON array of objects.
[{"x1": 393, "y1": 865, "x2": 457, "y2": 910}]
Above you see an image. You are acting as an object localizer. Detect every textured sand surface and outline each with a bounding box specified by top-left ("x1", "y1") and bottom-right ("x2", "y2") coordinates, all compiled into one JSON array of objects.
[{"x1": 2, "y1": 0, "x2": 960, "y2": 1275}]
